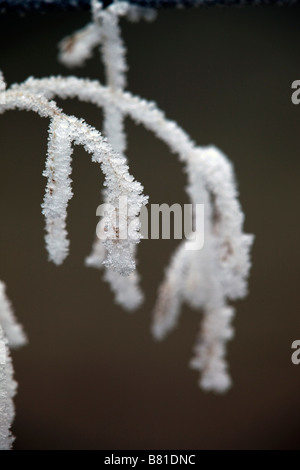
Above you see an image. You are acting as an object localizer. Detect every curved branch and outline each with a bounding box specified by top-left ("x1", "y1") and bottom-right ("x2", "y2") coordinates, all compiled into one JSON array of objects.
[
  {"x1": 0, "y1": 282, "x2": 27, "y2": 349},
  {"x1": 9, "y1": 76, "x2": 253, "y2": 392},
  {"x1": 0, "y1": 325, "x2": 16, "y2": 450},
  {"x1": 13, "y1": 77, "x2": 251, "y2": 286},
  {"x1": 13, "y1": 76, "x2": 194, "y2": 160},
  {"x1": 13, "y1": 77, "x2": 246, "y2": 257},
  {"x1": 0, "y1": 280, "x2": 26, "y2": 449},
  {"x1": 0, "y1": 88, "x2": 147, "y2": 275}
]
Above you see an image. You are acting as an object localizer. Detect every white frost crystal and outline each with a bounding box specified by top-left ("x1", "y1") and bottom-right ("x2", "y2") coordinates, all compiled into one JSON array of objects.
[
  {"x1": 190, "y1": 306, "x2": 235, "y2": 393},
  {"x1": 42, "y1": 117, "x2": 74, "y2": 265},
  {"x1": 58, "y1": 23, "x2": 101, "y2": 68},
  {"x1": 0, "y1": 326, "x2": 17, "y2": 450},
  {"x1": 10, "y1": 74, "x2": 253, "y2": 391},
  {"x1": 0, "y1": 6, "x2": 254, "y2": 450},
  {"x1": 0, "y1": 282, "x2": 27, "y2": 349},
  {"x1": 0, "y1": 283, "x2": 26, "y2": 450},
  {"x1": 86, "y1": 1, "x2": 147, "y2": 307},
  {"x1": 1, "y1": 88, "x2": 147, "y2": 276},
  {"x1": 153, "y1": 148, "x2": 253, "y2": 392}
]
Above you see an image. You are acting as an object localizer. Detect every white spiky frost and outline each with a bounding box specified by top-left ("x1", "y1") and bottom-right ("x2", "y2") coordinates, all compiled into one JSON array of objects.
[
  {"x1": 96, "y1": 1, "x2": 141, "y2": 307},
  {"x1": 0, "y1": 282, "x2": 27, "y2": 349},
  {"x1": 85, "y1": 235, "x2": 143, "y2": 310},
  {"x1": 42, "y1": 117, "x2": 74, "y2": 265},
  {"x1": 153, "y1": 147, "x2": 253, "y2": 392},
  {"x1": 59, "y1": 1, "x2": 138, "y2": 299},
  {"x1": 0, "y1": 89, "x2": 147, "y2": 276},
  {"x1": 87, "y1": 1, "x2": 147, "y2": 309},
  {"x1": 11, "y1": 75, "x2": 254, "y2": 391},
  {"x1": 0, "y1": 2, "x2": 254, "y2": 394},
  {"x1": 60, "y1": 0, "x2": 156, "y2": 310},
  {"x1": 104, "y1": 256, "x2": 144, "y2": 311},
  {"x1": 93, "y1": 1, "x2": 129, "y2": 91},
  {"x1": 0, "y1": 282, "x2": 25, "y2": 450},
  {"x1": 0, "y1": 70, "x2": 5, "y2": 91},
  {"x1": 152, "y1": 241, "x2": 190, "y2": 341},
  {"x1": 85, "y1": 235, "x2": 107, "y2": 269},
  {"x1": 190, "y1": 306, "x2": 235, "y2": 393},
  {"x1": 13, "y1": 76, "x2": 195, "y2": 160},
  {"x1": 58, "y1": 23, "x2": 101, "y2": 68},
  {"x1": 0, "y1": 326, "x2": 17, "y2": 450}
]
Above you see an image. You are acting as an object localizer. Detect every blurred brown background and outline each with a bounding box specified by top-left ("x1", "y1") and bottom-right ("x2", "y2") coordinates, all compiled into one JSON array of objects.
[{"x1": 0, "y1": 5, "x2": 300, "y2": 450}]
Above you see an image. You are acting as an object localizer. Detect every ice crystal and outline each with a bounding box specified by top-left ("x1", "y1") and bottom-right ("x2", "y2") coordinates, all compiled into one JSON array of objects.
[
  {"x1": 0, "y1": 326, "x2": 16, "y2": 450},
  {"x1": 0, "y1": 283, "x2": 26, "y2": 449},
  {"x1": 0, "y1": 0, "x2": 254, "y2": 449},
  {"x1": 12, "y1": 72, "x2": 253, "y2": 391}
]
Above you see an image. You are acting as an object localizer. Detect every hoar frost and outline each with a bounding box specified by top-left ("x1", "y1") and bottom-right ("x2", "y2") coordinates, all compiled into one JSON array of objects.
[{"x1": 0, "y1": 0, "x2": 253, "y2": 450}]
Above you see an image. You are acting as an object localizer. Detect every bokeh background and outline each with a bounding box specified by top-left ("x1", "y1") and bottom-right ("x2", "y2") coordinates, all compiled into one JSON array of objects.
[{"x1": 0, "y1": 4, "x2": 300, "y2": 450}]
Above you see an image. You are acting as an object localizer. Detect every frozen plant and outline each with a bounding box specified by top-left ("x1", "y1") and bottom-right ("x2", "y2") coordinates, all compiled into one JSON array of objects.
[
  {"x1": 0, "y1": 0, "x2": 253, "y2": 449},
  {"x1": 0, "y1": 283, "x2": 26, "y2": 450}
]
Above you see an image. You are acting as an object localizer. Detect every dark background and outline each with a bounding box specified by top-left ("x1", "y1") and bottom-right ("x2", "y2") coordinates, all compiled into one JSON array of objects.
[{"x1": 0, "y1": 5, "x2": 300, "y2": 450}]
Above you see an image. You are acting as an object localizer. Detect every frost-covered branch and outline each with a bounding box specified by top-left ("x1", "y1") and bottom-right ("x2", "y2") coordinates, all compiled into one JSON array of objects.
[
  {"x1": 42, "y1": 116, "x2": 74, "y2": 265},
  {"x1": 59, "y1": 1, "x2": 154, "y2": 309},
  {"x1": 16, "y1": 78, "x2": 252, "y2": 283},
  {"x1": 14, "y1": 78, "x2": 249, "y2": 265},
  {"x1": 14, "y1": 75, "x2": 254, "y2": 391},
  {"x1": 0, "y1": 87, "x2": 148, "y2": 275},
  {"x1": 0, "y1": 0, "x2": 254, "y2": 411},
  {"x1": 0, "y1": 327, "x2": 16, "y2": 450},
  {"x1": 58, "y1": 23, "x2": 101, "y2": 69},
  {"x1": 0, "y1": 282, "x2": 26, "y2": 450},
  {"x1": 0, "y1": 282, "x2": 27, "y2": 349},
  {"x1": 12, "y1": 76, "x2": 194, "y2": 159}
]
